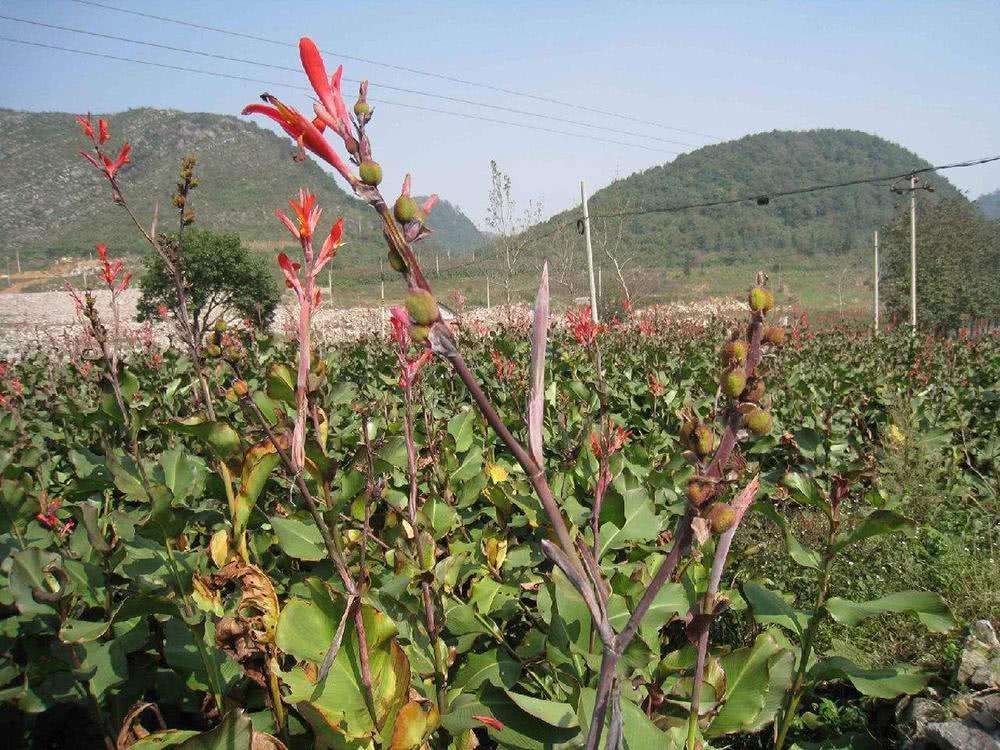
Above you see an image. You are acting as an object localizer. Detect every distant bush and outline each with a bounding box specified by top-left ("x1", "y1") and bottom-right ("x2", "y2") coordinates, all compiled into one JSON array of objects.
[{"x1": 137, "y1": 229, "x2": 279, "y2": 337}]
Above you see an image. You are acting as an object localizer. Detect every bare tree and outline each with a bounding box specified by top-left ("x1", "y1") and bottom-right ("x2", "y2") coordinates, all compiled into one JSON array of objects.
[
  {"x1": 485, "y1": 160, "x2": 541, "y2": 306},
  {"x1": 591, "y1": 192, "x2": 642, "y2": 308}
]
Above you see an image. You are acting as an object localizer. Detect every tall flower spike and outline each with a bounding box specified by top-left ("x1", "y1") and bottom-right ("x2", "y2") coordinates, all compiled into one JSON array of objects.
[
  {"x1": 75, "y1": 114, "x2": 94, "y2": 140},
  {"x1": 98, "y1": 119, "x2": 110, "y2": 145},
  {"x1": 299, "y1": 38, "x2": 352, "y2": 137},
  {"x1": 316, "y1": 217, "x2": 345, "y2": 275}
]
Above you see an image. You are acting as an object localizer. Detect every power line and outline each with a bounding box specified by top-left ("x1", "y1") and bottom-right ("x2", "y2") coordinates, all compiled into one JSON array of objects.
[
  {"x1": 587, "y1": 155, "x2": 1000, "y2": 221},
  {"x1": 65, "y1": 0, "x2": 720, "y2": 142},
  {"x1": 0, "y1": 36, "x2": 676, "y2": 154},
  {"x1": 0, "y1": 13, "x2": 693, "y2": 149}
]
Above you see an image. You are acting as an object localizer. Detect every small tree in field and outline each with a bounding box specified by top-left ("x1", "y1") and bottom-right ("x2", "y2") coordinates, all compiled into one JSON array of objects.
[
  {"x1": 485, "y1": 160, "x2": 541, "y2": 305},
  {"x1": 137, "y1": 229, "x2": 279, "y2": 338}
]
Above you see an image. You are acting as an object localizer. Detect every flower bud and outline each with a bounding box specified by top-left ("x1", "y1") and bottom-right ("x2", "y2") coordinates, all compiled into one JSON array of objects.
[
  {"x1": 354, "y1": 101, "x2": 371, "y2": 118},
  {"x1": 411, "y1": 325, "x2": 430, "y2": 344},
  {"x1": 707, "y1": 503, "x2": 736, "y2": 533},
  {"x1": 405, "y1": 290, "x2": 439, "y2": 325},
  {"x1": 721, "y1": 369, "x2": 747, "y2": 399},
  {"x1": 359, "y1": 160, "x2": 382, "y2": 186}
]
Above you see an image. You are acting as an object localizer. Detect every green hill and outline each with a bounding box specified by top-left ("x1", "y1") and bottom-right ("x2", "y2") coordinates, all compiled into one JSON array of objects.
[
  {"x1": 0, "y1": 108, "x2": 484, "y2": 270},
  {"x1": 975, "y1": 189, "x2": 1000, "y2": 219},
  {"x1": 534, "y1": 129, "x2": 966, "y2": 263}
]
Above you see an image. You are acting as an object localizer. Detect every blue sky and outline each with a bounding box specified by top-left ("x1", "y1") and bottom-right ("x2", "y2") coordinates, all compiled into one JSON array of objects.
[{"x1": 2, "y1": 0, "x2": 998, "y2": 227}]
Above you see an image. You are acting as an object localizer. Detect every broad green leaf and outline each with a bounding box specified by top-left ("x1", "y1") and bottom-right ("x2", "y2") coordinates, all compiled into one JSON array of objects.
[
  {"x1": 277, "y1": 578, "x2": 410, "y2": 741},
  {"x1": 448, "y1": 409, "x2": 476, "y2": 453},
  {"x1": 419, "y1": 496, "x2": 458, "y2": 540},
  {"x1": 758, "y1": 502, "x2": 822, "y2": 569},
  {"x1": 825, "y1": 592, "x2": 956, "y2": 633},
  {"x1": 176, "y1": 709, "x2": 253, "y2": 749},
  {"x1": 707, "y1": 630, "x2": 793, "y2": 737},
  {"x1": 505, "y1": 690, "x2": 578, "y2": 729},
  {"x1": 166, "y1": 417, "x2": 241, "y2": 460},
  {"x1": 9, "y1": 548, "x2": 62, "y2": 615},
  {"x1": 159, "y1": 446, "x2": 206, "y2": 502},
  {"x1": 270, "y1": 516, "x2": 325, "y2": 561},
  {"x1": 781, "y1": 472, "x2": 829, "y2": 514},
  {"x1": 742, "y1": 582, "x2": 805, "y2": 635},
  {"x1": 266, "y1": 363, "x2": 296, "y2": 406},
  {"x1": 129, "y1": 730, "x2": 200, "y2": 748},
  {"x1": 833, "y1": 510, "x2": 914, "y2": 552},
  {"x1": 233, "y1": 439, "x2": 281, "y2": 537},
  {"x1": 598, "y1": 481, "x2": 660, "y2": 557},
  {"x1": 578, "y1": 689, "x2": 675, "y2": 749},
  {"x1": 451, "y1": 648, "x2": 521, "y2": 692},
  {"x1": 808, "y1": 656, "x2": 929, "y2": 698}
]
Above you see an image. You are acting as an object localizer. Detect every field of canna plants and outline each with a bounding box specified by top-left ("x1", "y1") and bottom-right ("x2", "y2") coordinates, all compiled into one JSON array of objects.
[{"x1": 1, "y1": 35, "x2": 998, "y2": 750}]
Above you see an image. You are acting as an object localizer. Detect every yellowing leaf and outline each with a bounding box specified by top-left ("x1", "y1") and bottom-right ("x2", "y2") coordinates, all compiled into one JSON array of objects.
[
  {"x1": 209, "y1": 528, "x2": 231, "y2": 568},
  {"x1": 486, "y1": 463, "x2": 509, "y2": 484}
]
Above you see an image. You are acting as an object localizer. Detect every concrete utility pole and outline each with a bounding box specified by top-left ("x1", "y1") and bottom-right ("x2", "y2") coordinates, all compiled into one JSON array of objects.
[
  {"x1": 435, "y1": 253, "x2": 440, "y2": 277},
  {"x1": 910, "y1": 175, "x2": 917, "y2": 330},
  {"x1": 891, "y1": 175, "x2": 933, "y2": 332},
  {"x1": 378, "y1": 258, "x2": 385, "y2": 304},
  {"x1": 486, "y1": 276, "x2": 491, "y2": 309},
  {"x1": 873, "y1": 230, "x2": 880, "y2": 334},
  {"x1": 580, "y1": 181, "x2": 599, "y2": 323}
]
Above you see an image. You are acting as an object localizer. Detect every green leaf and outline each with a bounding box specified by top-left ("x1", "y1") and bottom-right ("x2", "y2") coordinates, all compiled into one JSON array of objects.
[
  {"x1": 166, "y1": 417, "x2": 241, "y2": 460},
  {"x1": 233, "y1": 439, "x2": 281, "y2": 537},
  {"x1": 741, "y1": 582, "x2": 805, "y2": 636},
  {"x1": 419, "y1": 496, "x2": 458, "y2": 540},
  {"x1": 176, "y1": 709, "x2": 253, "y2": 749},
  {"x1": 757, "y1": 502, "x2": 822, "y2": 569},
  {"x1": 270, "y1": 516, "x2": 325, "y2": 561},
  {"x1": 505, "y1": 690, "x2": 578, "y2": 729},
  {"x1": 781, "y1": 472, "x2": 829, "y2": 514},
  {"x1": 277, "y1": 578, "x2": 410, "y2": 741},
  {"x1": 378, "y1": 436, "x2": 409, "y2": 471},
  {"x1": 807, "y1": 656, "x2": 929, "y2": 698},
  {"x1": 707, "y1": 630, "x2": 793, "y2": 737},
  {"x1": 451, "y1": 648, "x2": 521, "y2": 692},
  {"x1": 833, "y1": 510, "x2": 914, "y2": 552},
  {"x1": 10, "y1": 548, "x2": 62, "y2": 615},
  {"x1": 825, "y1": 592, "x2": 956, "y2": 633},
  {"x1": 448, "y1": 409, "x2": 476, "y2": 453},
  {"x1": 597, "y1": 481, "x2": 660, "y2": 557},
  {"x1": 578, "y1": 689, "x2": 675, "y2": 749},
  {"x1": 159, "y1": 446, "x2": 206, "y2": 502}
]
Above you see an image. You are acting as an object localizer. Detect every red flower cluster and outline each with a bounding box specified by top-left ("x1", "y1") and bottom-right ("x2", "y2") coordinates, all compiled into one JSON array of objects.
[
  {"x1": 590, "y1": 422, "x2": 632, "y2": 458},
  {"x1": 77, "y1": 114, "x2": 131, "y2": 180},
  {"x1": 389, "y1": 306, "x2": 432, "y2": 388},
  {"x1": 35, "y1": 497, "x2": 75, "y2": 536},
  {"x1": 490, "y1": 349, "x2": 515, "y2": 382},
  {"x1": 275, "y1": 189, "x2": 344, "y2": 306},
  {"x1": 566, "y1": 307, "x2": 606, "y2": 347},
  {"x1": 648, "y1": 372, "x2": 665, "y2": 397},
  {"x1": 97, "y1": 243, "x2": 131, "y2": 293}
]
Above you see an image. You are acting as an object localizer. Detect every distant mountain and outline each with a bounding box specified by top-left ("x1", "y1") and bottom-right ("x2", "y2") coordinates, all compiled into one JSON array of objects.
[
  {"x1": 534, "y1": 129, "x2": 966, "y2": 262},
  {"x1": 0, "y1": 108, "x2": 484, "y2": 269},
  {"x1": 975, "y1": 189, "x2": 1000, "y2": 219}
]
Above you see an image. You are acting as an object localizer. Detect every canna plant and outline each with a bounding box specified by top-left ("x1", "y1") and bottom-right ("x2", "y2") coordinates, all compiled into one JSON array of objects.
[
  {"x1": 238, "y1": 35, "x2": 792, "y2": 749},
  {"x1": 0, "y1": 32, "x2": 969, "y2": 750},
  {"x1": 747, "y1": 472, "x2": 958, "y2": 750}
]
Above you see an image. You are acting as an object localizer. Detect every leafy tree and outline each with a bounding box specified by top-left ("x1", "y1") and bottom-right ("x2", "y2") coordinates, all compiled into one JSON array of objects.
[
  {"x1": 137, "y1": 229, "x2": 279, "y2": 339},
  {"x1": 880, "y1": 199, "x2": 1000, "y2": 331}
]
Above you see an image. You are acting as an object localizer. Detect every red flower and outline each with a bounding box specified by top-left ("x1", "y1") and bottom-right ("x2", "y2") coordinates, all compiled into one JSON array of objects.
[
  {"x1": 490, "y1": 349, "x2": 515, "y2": 382},
  {"x1": 317, "y1": 217, "x2": 344, "y2": 273},
  {"x1": 277, "y1": 252, "x2": 302, "y2": 293},
  {"x1": 399, "y1": 349, "x2": 433, "y2": 389},
  {"x1": 298, "y1": 37, "x2": 352, "y2": 138},
  {"x1": 566, "y1": 307, "x2": 605, "y2": 347},
  {"x1": 648, "y1": 372, "x2": 665, "y2": 397},
  {"x1": 75, "y1": 114, "x2": 94, "y2": 140},
  {"x1": 473, "y1": 715, "x2": 505, "y2": 732},
  {"x1": 95, "y1": 243, "x2": 130, "y2": 292},
  {"x1": 591, "y1": 422, "x2": 631, "y2": 458},
  {"x1": 389, "y1": 305, "x2": 411, "y2": 348},
  {"x1": 276, "y1": 188, "x2": 322, "y2": 241},
  {"x1": 242, "y1": 95, "x2": 353, "y2": 182},
  {"x1": 80, "y1": 142, "x2": 131, "y2": 180}
]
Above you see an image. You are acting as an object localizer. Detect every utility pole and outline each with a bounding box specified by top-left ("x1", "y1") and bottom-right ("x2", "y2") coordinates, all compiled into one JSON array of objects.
[
  {"x1": 435, "y1": 253, "x2": 440, "y2": 277},
  {"x1": 873, "y1": 230, "x2": 879, "y2": 334},
  {"x1": 892, "y1": 175, "x2": 933, "y2": 332},
  {"x1": 597, "y1": 265, "x2": 603, "y2": 304},
  {"x1": 580, "y1": 181, "x2": 599, "y2": 323},
  {"x1": 378, "y1": 258, "x2": 385, "y2": 304},
  {"x1": 486, "y1": 275, "x2": 491, "y2": 310}
]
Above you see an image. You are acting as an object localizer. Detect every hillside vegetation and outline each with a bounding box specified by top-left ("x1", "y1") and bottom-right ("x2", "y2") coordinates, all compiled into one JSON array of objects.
[
  {"x1": 534, "y1": 129, "x2": 966, "y2": 264},
  {"x1": 975, "y1": 188, "x2": 1000, "y2": 218},
  {"x1": 0, "y1": 108, "x2": 485, "y2": 269}
]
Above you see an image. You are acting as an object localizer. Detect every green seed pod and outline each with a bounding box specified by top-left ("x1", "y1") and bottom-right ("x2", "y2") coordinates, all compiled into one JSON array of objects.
[
  {"x1": 393, "y1": 195, "x2": 419, "y2": 224},
  {"x1": 388, "y1": 247, "x2": 407, "y2": 273},
  {"x1": 411, "y1": 325, "x2": 430, "y2": 344},
  {"x1": 405, "y1": 290, "x2": 439, "y2": 325},
  {"x1": 359, "y1": 160, "x2": 382, "y2": 186},
  {"x1": 694, "y1": 424, "x2": 716, "y2": 457},
  {"x1": 707, "y1": 503, "x2": 736, "y2": 533},
  {"x1": 721, "y1": 369, "x2": 747, "y2": 399},
  {"x1": 763, "y1": 326, "x2": 786, "y2": 346},
  {"x1": 720, "y1": 340, "x2": 748, "y2": 366},
  {"x1": 205, "y1": 344, "x2": 221, "y2": 358},
  {"x1": 748, "y1": 286, "x2": 774, "y2": 314},
  {"x1": 744, "y1": 407, "x2": 773, "y2": 436},
  {"x1": 354, "y1": 101, "x2": 371, "y2": 118},
  {"x1": 679, "y1": 418, "x2": 697, "y2": 448},
  {"x1": 214, "y1": 319, "x2": 227, "y2": 333}
]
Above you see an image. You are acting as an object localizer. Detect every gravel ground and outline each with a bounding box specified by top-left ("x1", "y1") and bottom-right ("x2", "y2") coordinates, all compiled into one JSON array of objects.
[{"x1": 0, "y1": 289, "x2": 754, "y2": 359}]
